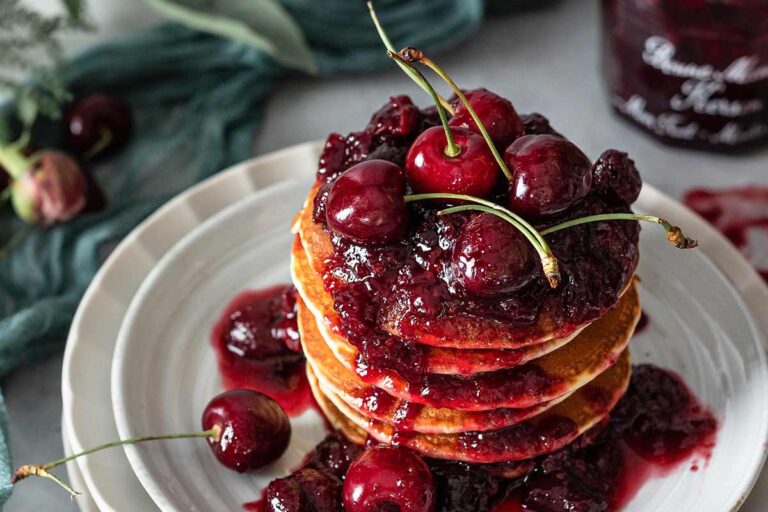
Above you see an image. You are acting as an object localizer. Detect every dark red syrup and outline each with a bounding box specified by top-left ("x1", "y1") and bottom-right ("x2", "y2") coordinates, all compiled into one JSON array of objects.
[
  {"x1": 683, "y1": 186, "x2": 768, "y2": 282},
  {"x1": 496, "y1": 365, "x2": 717, "y2": 512},
  {"x1": 211, "y1": 285, "x2": 315, "y2": 416},
  {"x1": 313, "y1": 104, "x2": 640, "y2": 411},
  {"x1": 253, "y1": 364, "x2": 717, "y2": 512}
]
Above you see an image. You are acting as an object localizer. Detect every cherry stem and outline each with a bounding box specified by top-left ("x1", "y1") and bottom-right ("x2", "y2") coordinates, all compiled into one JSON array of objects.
[
  {"x1": 388, "y1": 51, "x2": 460, "y2": 158},
  {"x1": 398, "y1": 48, "x2": 514, "y2": 182},
  {"x1": 366, "y1": 2, "x2": 454, "y2": 114},
  {"x1": 405, "y1": 193, "x2": 560, "y2": 287},
  {"x1": 82, "y1": 127, "x2": 113, "y2": 161},
  {"x1": 0, "y1": 144, "x2": 32, "y2": 181},
  {"x1": 542, "y1": 213, "x2": 699, "y2": 249},
  {"x1": 11, "y1": 427, "x2": 220, "y2": 497}
]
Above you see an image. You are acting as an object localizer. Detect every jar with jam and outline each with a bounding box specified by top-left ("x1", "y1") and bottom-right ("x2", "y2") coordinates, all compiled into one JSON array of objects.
[{"x1": 601, "y1": 0, "x2": 768, "y2": 151}]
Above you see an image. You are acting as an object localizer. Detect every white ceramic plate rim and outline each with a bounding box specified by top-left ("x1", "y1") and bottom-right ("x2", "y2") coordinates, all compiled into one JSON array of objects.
[
  {"x1": 61, "y1": 142, "x2": 322, "y2": 511},
  {"x1": 64, "y1": 141, "x2": 768, "y2": 511}
]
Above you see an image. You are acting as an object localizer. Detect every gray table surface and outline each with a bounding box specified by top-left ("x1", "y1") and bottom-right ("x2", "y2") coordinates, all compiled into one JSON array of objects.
[{"x1": 5, "y1": 0, "x2": 767, "y2": 510}]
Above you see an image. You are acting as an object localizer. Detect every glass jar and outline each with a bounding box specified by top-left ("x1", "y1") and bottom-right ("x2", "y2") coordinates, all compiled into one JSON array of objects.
[{"x1": 601, "y1": 0, "x2": 768, "y2": 151}]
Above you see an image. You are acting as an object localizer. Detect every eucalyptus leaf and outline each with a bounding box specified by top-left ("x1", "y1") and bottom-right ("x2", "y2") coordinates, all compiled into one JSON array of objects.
[{"x1": 142, "y1": 0, "x2": 316, "y2": 73}]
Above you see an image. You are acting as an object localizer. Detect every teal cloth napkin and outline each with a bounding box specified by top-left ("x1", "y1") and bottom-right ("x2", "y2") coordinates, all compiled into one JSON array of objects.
[{"x1": 0, "y1": 0, "x2": 483, "y2": 505}]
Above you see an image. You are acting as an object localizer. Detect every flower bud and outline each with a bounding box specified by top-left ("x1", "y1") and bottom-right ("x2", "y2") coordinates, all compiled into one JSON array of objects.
[{"x1": 11, "y1": 151, "x2": 87, "y2": 226}]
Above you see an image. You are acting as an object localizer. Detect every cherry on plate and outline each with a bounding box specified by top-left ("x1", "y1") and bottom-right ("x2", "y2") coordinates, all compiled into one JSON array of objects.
[
  {"x1": 505, "y1": 134, "x2": 592, "y2": 218},
  {"x1": 343, "y1": 444, "x2": 436, "y2": 512},
  {"x1": 325, "y1": 159, "x2": 408, "y2": 245},
  {"x1": 202, "y1": 389, "x2": 290, "y2": 472},
  {"x1": 405, "y1": 125, "x2": 499, "y2": 197}
]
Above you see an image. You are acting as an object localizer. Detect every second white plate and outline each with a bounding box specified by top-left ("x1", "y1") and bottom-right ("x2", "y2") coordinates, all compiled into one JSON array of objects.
[{"x1": 111, "y1": 172, "x2": 768, "y2": 510}]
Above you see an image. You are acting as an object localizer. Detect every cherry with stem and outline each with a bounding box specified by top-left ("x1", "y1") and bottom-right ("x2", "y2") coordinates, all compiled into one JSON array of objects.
[
  {"x1": 388, "y1": 51, "x2": 459, "y2": 158},
  {"x1": 404, "y1": 192, "x2": 560, "y2": 287},
  {"x1": 366, "y1": 2, "x2": 454, "y2": 114},
  {"x1": 12, "y1": 430, "x2": 218, "y2": 497},
  {"x1": 398, "y1": 47, "x2": 514, "y2": 183},
  {"x1": 12, "y1": 389, "x2": 292, "y2": 498},
  {"x1": 541, "y1": 213, "x2": 698, "y2": 249}
]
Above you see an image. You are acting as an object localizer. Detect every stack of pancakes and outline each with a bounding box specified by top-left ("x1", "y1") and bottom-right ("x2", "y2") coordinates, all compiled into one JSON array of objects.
[{"x1": 291, "y1": 183, "x2": 641, "y2": 464}]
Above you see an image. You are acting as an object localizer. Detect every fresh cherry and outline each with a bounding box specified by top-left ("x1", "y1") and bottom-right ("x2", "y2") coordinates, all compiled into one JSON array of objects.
[
  {"x1": 505, "y1": 134, "x2": 592, "y2": 217},
  {"x1": 405, "y1": 126, "x2": 499, "y2": 197},
  {"x1": 343, "y1": 444, "x2": 436, "y2": 512},
  {"x1": 325, "y1": 159, "x2": 408, "y2": 245},
  {"x1": 202, "y1": 389, "x2": 291, "y2": 473},
  {"x1": 449, "y1": 88, "x2": 524, "y2": 148},
  {"x1": 65, "y1": 93, "x2": 133, "y2": 158},
  {"x1": 453, "y1": 213, "x2": 538, "y2": 296},
  {"x1": 591, "y1": 149, "x2": 642, "y2": 205}
]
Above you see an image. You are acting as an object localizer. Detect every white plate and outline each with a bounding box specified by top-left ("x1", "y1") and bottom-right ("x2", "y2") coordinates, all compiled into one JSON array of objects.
[
  {"x1": 63, "y1": 141, "x2": 768, "y2": 511},
  {"x1": 61, "y1": 142, "x2": 322, "y2": 511},
  {"x1": 63, "y1": 418, "x2": 98, "y2": 512},
  {"x1": 111, "y1": 171, "x2": 768, "y2": 510},
  {"x1": 112, "y1": 179, "x2": 328, "y2": 511}
]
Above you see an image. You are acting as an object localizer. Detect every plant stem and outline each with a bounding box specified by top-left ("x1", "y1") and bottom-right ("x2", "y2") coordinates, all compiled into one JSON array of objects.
[
  {"x1": 541, "y1": 213, "x2": 699, "y2": 249},
  {"x1": 405, "y1": 192, "x2": 560, "y2": 287},
  {"x1": 388, "y1": 51, "x2": 459, "y2": 157},
  {"x1": 82, "y1": 127, "x2": 113, "y2": 161},
  {"x1": 0, "y1": 144, "x2": 31, "y2": 180},
  {"x1": 366, "y1": 2, "x2": 454, "y2": 114},
  {"x1": 12, "y1": 428, "x2": 219, "y2": 497},
  {"x1": 399, "y1": 49, "x2": 514, "y2": 182}
]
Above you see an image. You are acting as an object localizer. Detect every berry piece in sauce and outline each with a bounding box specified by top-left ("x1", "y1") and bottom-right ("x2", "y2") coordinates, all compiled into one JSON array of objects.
[{"x1": 591, "y1": 149, "x2": 642, "y2": 205}]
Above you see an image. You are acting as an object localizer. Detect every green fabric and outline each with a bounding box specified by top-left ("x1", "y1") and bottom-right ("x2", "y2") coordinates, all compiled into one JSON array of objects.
[{"x1": 0, "y1": 0, "x2": 483, "y2": 505}]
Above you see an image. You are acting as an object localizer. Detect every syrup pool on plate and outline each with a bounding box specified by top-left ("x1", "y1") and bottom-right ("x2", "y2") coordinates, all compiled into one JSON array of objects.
[
  {"x1": 684, "y1": 186, "x2": 768, "y2": 282},
  {"x1": 247, "y1": 363, "x2": 717, "y2": 512},
  {"x1": 210, "y1": 284, "x2": 315, "y2": 416}
]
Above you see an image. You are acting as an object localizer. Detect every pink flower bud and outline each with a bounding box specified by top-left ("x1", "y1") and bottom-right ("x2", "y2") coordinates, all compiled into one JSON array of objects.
[{"x1": 11, "y1": 151, "x2": 88, "y2": 226}]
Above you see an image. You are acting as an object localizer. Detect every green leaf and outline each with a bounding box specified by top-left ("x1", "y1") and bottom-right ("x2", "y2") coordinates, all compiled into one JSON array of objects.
[
  {"x1": 142, "y1": 0, "x2": 316, "y2": 73},
  {"x1": 15, "y1": 93, "x2": 38, "y2": 130}
]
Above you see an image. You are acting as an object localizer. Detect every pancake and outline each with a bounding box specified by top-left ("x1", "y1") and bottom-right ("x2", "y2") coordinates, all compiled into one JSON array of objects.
[
  {"x1": 291, "y1": 236, "x2": 573, "y2": 375},
  {"x1": 307, "y1": 351, "x2": 632, "y2": 463},
  {"x1": 299, "y1": 297, "x2": 570, "y2": 434},
  {"x1": 298, "y1": 284, "x2": 639, "y2": 411},
  {"x1": 295, "y1": 183, "x2": 628, "y2": 349}
]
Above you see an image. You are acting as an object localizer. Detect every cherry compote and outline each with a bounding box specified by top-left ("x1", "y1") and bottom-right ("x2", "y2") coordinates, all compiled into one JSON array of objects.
[
  {"x1": 452, "y1": 213, "x2": 538, "y2": 297},
  {"x1": 314, "y1": 109, "x2": 639, "y2": 406},
  {"x1": 253, "y1": 365, "x2": 717, "y2": 512},
  {"x1": 505, "y1": 135, "x2": 592, "y2": 218},
  {"x1": 211, "y1": 285, "x2": 313, "y2": 416},
  {"x1": 449, "y1": 88, "x2": 525, "y2": 148},
  {"x1": 405, "y1": 126, "x2": 499, "y2": 197}
]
